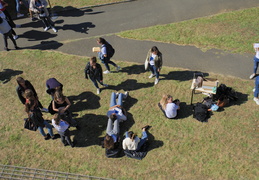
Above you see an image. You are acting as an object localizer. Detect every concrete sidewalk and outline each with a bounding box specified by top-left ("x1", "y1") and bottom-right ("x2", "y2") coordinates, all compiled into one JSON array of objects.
[{"x1": 1, "y1": 0, "x2": 258, "y2": 79}]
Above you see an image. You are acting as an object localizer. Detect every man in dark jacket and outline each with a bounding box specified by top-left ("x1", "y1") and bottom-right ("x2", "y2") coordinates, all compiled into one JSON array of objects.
[{"x1": 85, "y1": 56, "x2": 108, "y2": 94}]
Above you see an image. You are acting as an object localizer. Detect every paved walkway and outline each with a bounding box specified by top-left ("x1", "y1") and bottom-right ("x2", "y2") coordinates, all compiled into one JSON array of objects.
[{"x1": 2, "y1": 0, "x2": 259, "y2": 79}]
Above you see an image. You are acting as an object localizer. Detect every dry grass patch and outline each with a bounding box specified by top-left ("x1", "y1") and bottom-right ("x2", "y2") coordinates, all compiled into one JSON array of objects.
[{"x1": 0, "y1": 50, "x2": 258, "y2": 179}]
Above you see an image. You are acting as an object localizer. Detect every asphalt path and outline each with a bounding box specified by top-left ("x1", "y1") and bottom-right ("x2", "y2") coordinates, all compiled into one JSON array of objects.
[{"x1": 2, "y1": 0, "x2": 259, "y2": 79}]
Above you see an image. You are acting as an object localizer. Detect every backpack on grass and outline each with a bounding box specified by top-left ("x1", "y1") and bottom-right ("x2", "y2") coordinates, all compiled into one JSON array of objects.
[{"x1": 193, "y1": 103, "x2": 211, "y2": 122}]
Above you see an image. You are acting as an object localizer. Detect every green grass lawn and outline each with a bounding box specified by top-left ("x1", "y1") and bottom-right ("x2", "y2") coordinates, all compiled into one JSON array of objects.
[
  {"x1": 0, "y1": 50, "x2": 258, "y2": 179},
  {"x1": 118, "y1": 7, "x2": 259, "y2": 53}
]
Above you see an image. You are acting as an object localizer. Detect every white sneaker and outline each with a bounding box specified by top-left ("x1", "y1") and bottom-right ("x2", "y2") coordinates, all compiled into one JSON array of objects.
[
  {"x1": 97, "y1": 88, "x2": 100, "y2": 94},
  {"x1": 116, "y1": 66, "x2": 121, "y2": 72},
  {"x1": 15, "y1": 24, "x2": 21, "y2": 28},
  {"x1": 253, "y1": 88, "x2": 255, "y2": 92},
  {"x1": 116, "y1": 92, "x2": 119, "y2": 98},
  {"x1": 52, "y1": 27, "x2": 58, "y2": 33},
  {"x1": 154, "y1": 78, "x2": 159, "y2": 85},
  {"x1": 103, "y1": 70, "x2": 110, "y2": 74},
  {"x1": 253, "y1": 97, "x2": 259, "y2": 105},
  {"x1": 149, "y1": 74, "x2": 155, "y2": 78},
  {"x1": 17, "y1": 13, "x2": 24, "y2": 18},
  {"x1": 249, "y1": 73, "x2": 256, "y2": 79},
  {"x1": 102, "y1": 84, "x2": 108, "y2": 87},
  {"x1": 13, "y1": 35, "x2": 19, "y2": 40},
  {"x1": 41, "y1": 108, "x2": 49, "y2": 112},
  {"x1": 124, "y1": 91, "x2": 129, "y2": 99},
  {"x1": 44, "y1": 27, "x2": 50, "y2": 31}
]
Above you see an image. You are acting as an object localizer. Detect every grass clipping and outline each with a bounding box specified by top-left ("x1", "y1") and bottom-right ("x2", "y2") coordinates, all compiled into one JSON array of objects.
[{"x1": 0, "y1": 50, "x2": 258, "y2": 179}]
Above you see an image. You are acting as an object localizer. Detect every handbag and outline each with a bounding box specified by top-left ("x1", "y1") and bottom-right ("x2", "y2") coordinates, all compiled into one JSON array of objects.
[
  {"x1": 24, "y1": 118, "x2": 38, "y2": 131},
  {"x1": 144, "y1": 59, "x2": 149, "y2": 70}
]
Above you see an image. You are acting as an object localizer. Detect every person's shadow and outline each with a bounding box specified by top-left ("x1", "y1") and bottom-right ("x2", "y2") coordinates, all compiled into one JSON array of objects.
[
  {"x1": 160, "y1": 70, "x2": 209, "y2": 82},
  {"x1": 107, "y1": 79, "x2": 154, "y2": 92},
  {"x1": 120, "y1": 64, "x2": 146, "y2": 75},
  {"x1": 60, "y1": 22, "x2": 95, "y2": 34},
  {"x1": 0, "y1": 69, "x2": 23, "y2": 84}
]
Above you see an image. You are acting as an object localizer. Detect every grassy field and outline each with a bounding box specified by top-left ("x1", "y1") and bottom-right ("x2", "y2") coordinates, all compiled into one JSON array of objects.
[
  {"x1": 118, "y1": 7, "x2": 259, "y2": 53},
  {"x1": 0, "y1": 50, "x2": 258, "y2": 179}
]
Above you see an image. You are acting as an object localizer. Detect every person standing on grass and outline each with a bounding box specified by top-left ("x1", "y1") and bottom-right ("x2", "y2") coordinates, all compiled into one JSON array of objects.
[
  {"x1": 24, "y1": 89, "x2": 55, "y2": 140},
  {"x1": 52, "y1": 113, "x2": 74, "y2": 147},
  {"x1": 46, "y1": 78, "x2": 63, "y2": 98},
  {"x1": 249, "y1": 43, "x2": 259, "y2": 79},
  {"x1": 253, "y1": 75, "x2": 259, "y2": 105},
  {"x1": 145, "y1": 46, "x2": 162, "y2": 85},
  {"x1": 16, "y1": 77, "x2": 48, "y2": 112},
  {"x1": 85, "y1": 56, "x2": 108, "y2": 94},
  {"x1": 0, "y1": 17, "x2": 19, "y2": 51},
  {"x1": 97, "y1": 37, "x2": 120, "y2": 74}
]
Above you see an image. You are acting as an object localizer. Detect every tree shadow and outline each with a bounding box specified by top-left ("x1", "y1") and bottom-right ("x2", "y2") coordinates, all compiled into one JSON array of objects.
[
  {"x1": 59, "y1": 22, "x2": 95, "y2": 34},
  {"x1": 107, "y1": 79, "x2": 154, "y2": 91},
  {"x1": 0, "y1": 69, "x2": 23, "y2": 84},
  {"x1": 70, "y1": 113, "x2": 107, "y2": 147},
  {"x1": 160, "y1": 70, "x2": 209, "y2": 82},
  {"x1": 120, "y1": 64, "x2": 146, "y2": 75},
  {"x1": 68, "y1": 91, "x2": 101, "y2": 112}
]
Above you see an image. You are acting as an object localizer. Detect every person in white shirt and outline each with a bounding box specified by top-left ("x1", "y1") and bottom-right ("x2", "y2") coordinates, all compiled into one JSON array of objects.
[
  {"x1": 52, "y1": 113, "x2": 74, "y2": 147},
  {"x1": 106, "y1": 92, "x2": 128, "y2": 123},
  {"x1": 249, "y1": 43, "x2": 259, "y2": 79},
  {"x1": 159, "y1": 94, "x2": 180, "y2": 119}
]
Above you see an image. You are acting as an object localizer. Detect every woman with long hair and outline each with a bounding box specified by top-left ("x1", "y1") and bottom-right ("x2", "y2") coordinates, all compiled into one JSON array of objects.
[
  {"x1": 159, "y1": 94, "x2": 180, "y2": 119},
  {"x1": 24, "y1": 89, "x2": 54, "y2": 140},
  {"x1": 145, "y1": 46, "x2": 162, "y2": 85}
]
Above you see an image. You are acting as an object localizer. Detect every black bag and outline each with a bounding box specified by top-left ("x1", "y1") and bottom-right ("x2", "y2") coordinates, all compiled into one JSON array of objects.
[
  {"x1": 105, "y1": 148, "x2": 121, "y2": 158},
  {"x1": 24, "y1": 118, "x2": 38, "y2": 131},
  {"x1": 48, "y1": 100, "x2": 56, "y2": 115},
  {"x1": 214, "y1": 84, "x2": 238, "y2": 101},
  {"x1": 124, "y1": 141, "x2": 149, "y2": 160},
  {"x1": 193, "y1": 103, "x2": 210, "y2": 122},
  {"x1": 105, "y1": 43, "x2": 115, "y2": 58}
]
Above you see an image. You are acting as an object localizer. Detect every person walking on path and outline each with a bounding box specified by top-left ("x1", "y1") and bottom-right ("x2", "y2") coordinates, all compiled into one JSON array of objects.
[
  {"x1": 52, "y1": 113, "x2": 75, "y2": 147},
  {"x1": 97, "y1": 37, "x2": 120, "y2": 74},
  {"x1": 253, "y1": 75, "x2": 259, "y2": 105},
  {"x1": 0, "y1": 10, "x2": 18, "y2": 40},
  {"x1": 0, "y1": 17, "x2": 19, "y2": 51},
  {"x1": 249, "y1": 43, "x2": 259, "y2": 79},
  {"x1": 145, "y1": 46, "x2": 162, "y2": 85},
  {"x1": 85, "y1": 56, "x2": 108, "y2": 94}
]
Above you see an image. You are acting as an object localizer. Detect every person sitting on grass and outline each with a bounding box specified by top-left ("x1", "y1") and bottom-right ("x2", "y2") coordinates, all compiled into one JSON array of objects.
[
  {"x1": 158, "y1": 94, "x2": 180, "y2": 119},
  {"x1": 122, "y1": 125, "x2": 151, "y2": 151},
  {"x1": 24, "y1": 89, "x2": 54, "y2": 140},
  {"x1": 106, "y1": 92, "x2": 128, "y2": 123},
  {"x1": 52, "y1": 113, "x2": 74, "y2": 147}
]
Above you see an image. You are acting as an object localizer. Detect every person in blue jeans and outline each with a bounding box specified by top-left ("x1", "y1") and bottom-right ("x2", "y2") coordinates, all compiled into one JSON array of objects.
[
  {"x1": 24, "y1": 89, "x2": 54, "y2": 140},
  {"x1": 249, "y1": 43, "x2": 259, "y2": 79},
  {"x1": 122, "y1": 125, "x2": 151, "y2": 151},
  {"x1": 106, "y1": 92, "x2": 129, "y2": 123},
  {"x1": 145, "y1": 46, "x2": 162, "y2": 85},
  {"x1": 253, "y1": 75, "x2": 259, "y2": 105}
]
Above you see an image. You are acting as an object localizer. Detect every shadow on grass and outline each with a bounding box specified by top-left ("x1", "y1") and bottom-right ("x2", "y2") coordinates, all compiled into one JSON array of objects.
[
  {"x1": 160, "y1": 70, "x2": 209, "y2": 81},
  {"x1": 68, "y1": 91, "x2": 101, "y2": 112},
  {"x1": 120, "y1": 64, "x2": 146, "y2": 75},
  {"x1": 146, "y1": 131, "x2": 164, "y2": 152},
  {"x1": 107, "y1": 79, "x2": 154, "y2": 91},
  {"x1": 0, "y1": 69, "x2": 23, "y2": 84}
]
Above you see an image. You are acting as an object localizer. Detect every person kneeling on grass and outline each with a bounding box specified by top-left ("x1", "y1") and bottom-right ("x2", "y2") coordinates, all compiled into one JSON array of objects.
[
  {"x1": 106, "y1": 92, "x2": 128, "y2": 123},
  {"x1": 85, "y1": 56, "x2": 108, "y2": 95},
  {"x1": 158, "y1": 94, "x2": 180, "y2": 119},
  {"x1": 52, "y1": 113, "x2": 74, "y2": 147}
]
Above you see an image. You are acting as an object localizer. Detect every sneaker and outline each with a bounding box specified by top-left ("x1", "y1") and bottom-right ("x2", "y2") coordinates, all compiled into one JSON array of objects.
[
  {"x1": 102, "y1": 84, "x2": 108, "y2": 87},
  {"x1": 41, "y1": 108, "x2": 49, "y2": 113},
  {"x1": 116, "y1": 92, "x2": 119, "y2": 98},
  {"x1": 142, "y1": 125, "x2": 152, "y2": 131},
  {"x1": 253, "y1": 97, "x2": 259, "y2": 105},
  {"x1": 103, "y1": 70, "x2": 110, "y2": 74},
  {"x1": 15, "y1": 24, "x2": 21, "y2": 28},
  {"x1": 13, "y1": 35, "x2": 19, "y2": 40},
  {"x1": 253, "y1": 88, "x2": 255, "y2": 92},
  {"x1": 154, "y1": 78, "x2": 159, "y2": 85},
  {"x1": 4, "y1": 47, "x2": 9, "y2": 51},
  {"x1": 124, "y1": 91, "x2": 129, "y2": 99},
  {"x1": 149, "y1": 74, "x2": 155, "y2": 78},
  {"x1": 44, "y1": 133, "x2": 51, "y2": 140},
  {"x1": 17, "y1": 13, "x2": 24, "y2": 18},
  {"x1": 44, "y1": 26, "x2": 50, "y2": 31},
  {"x1": 52, "y1": 27, "x2": 58, "y2": 33},
  {"x1": 97, "y1": 88, "x2": 100, "y2": 94},
  {"x1": 249, "y1": 73, "x2": 256, "y2": 79},
  {"x1": 15, "y1": 46, "x2": 20, "y2": 50},
  {"x1": 31, "y1": 17, "x2": 37, "y2": 21},
  {"x1": 116, "y1": 66, "x2": 121, "y2": 72}
]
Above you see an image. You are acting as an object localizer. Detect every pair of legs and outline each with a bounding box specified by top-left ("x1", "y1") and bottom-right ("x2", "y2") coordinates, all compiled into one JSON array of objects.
[
  {"x1": 101, "y1": 57, "x2": 118, "y2": 71},
  {"x1": 106, "y1": 118, "x2": 119, "y2": 136},
  {"x1": 125, "y1": 131, "x2": 148, "y2": 151},
  {"x1": 15, "y1": 0, "x2": 29, "y2": 16},
  {"x1": 38, "y1": 120, "x2": 54, "y2": 137},
  {"x1": 109, "y1": 92, "x2": 126, "y2": 107},
  {"x1": 89, "y1": 76, "x2": 105, "y2": 89},
  {"x1": 2, "y1": 30, "x2": 18, "y2": 50},
  {"x1": 149, "y1": 64, "x2": 159, "y2": 79},
  {"x1": 254, "y1": 76, "x2": 259, "y2": 98},
  {"x1": 253, "y1": 56, "x2": 259, "y2": 74},
  {"x1": 58, "y1": 129, "x2": 73, "y2": 147}
]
